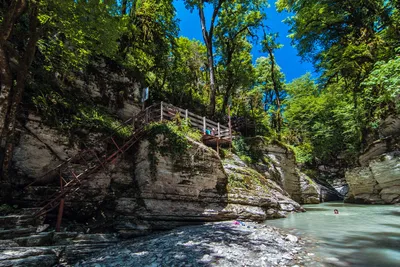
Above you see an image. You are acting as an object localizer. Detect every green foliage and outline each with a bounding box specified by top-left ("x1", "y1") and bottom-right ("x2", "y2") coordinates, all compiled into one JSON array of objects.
[
  {"x1": 29, "y1": 80, "x2": 131, "y2": 138},
  {"x1": 145, "y1": 119, "x2": 202, "y2": 178},
  {"x1": 284, "y1": 74, "x2": 364, "y2": 163},
  {"x1": 287, "y1": 142, "x2": 314, "y2": 164},
  {"x1": 232, "y1": 136, "x2": 267, "y2": 164},
  {"x1": 37, "y1": 0, "x2": 122, "y2": 73},
  {"x1": 214, "y1": 0, "x2": 268, "y2": 113},
  {"x1": 361, "y1": 55, "x2": 400, "y2": 123},
  {"x1": 163, "y1": 37, "x2": 209, "y2": 108},
  {"x1": 278, "y1": 1, "x2": 400, "y2": 164},
  {"x1": 253, "y1": 55, "x2": 285, "y2": 133},
  {"x1": 226, "y1": 165, "x2": 269, "y2": 193},
  {"x1": 145, "y1": 119, "x2": 202, "y2": 158},
  {"x1": 119, "y1": 0, "x2": 178, "y2": 88}
]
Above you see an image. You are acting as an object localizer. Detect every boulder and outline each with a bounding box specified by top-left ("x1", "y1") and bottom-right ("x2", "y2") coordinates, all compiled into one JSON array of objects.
[{"x1": 298, "y1": 172, "x2": 320, "y2": 204}]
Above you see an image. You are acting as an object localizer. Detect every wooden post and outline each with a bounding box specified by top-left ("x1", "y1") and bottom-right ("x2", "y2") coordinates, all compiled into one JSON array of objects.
[
  {"x1": 203, "y1": 116, "x2": 206, "y2": 134},
  {"x1": 217, "y1": 122, "x2": 220, "y2": 138},
  {"x1": 160, "y1": 102, "x2": 163, "y2": 121},
  {"x1": 185, "y1": 109, "x2": 188, "y2": 120}
]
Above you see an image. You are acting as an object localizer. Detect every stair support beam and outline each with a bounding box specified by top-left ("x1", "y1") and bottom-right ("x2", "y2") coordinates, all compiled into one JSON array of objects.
[{"x1": 56, "y1": 170, "x2": 65, "y2": 232}]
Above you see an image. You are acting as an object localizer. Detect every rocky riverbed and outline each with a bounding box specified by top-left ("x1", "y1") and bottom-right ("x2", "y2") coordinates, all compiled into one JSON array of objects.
[{"x1": 77, "y1": 221, "x2": 318, "y2": 267}]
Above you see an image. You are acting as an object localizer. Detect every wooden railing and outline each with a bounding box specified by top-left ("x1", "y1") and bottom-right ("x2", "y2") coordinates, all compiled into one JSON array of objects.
[
  {"x1": 160, "y1": 102, "x2": 232, "y2": 140},
  {"x1": 28, "y1": 101, "x2": 231, "y2": 231}
]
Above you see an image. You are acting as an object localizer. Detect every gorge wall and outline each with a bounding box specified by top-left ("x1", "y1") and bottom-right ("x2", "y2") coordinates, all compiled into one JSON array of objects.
[
  {"x1": 238, "y1": 137, "x2": 342, "y2": 205},
  {"x1": 6, "y1": 122, "x2": 311, "y2": 236},
  {"x1": 345, "y1": 115, "x2": 400, "y2": 204}
]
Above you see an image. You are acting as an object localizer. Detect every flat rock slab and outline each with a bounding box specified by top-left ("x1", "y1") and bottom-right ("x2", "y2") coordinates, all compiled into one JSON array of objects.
[{"x1": 77, "y1": 222, "x2": 312, "y2": 267}]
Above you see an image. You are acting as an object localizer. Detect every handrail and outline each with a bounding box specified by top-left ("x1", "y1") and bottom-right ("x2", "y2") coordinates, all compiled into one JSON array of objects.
[{"x1": 30, "y1": 101, "x2": 232, "y2": 223}]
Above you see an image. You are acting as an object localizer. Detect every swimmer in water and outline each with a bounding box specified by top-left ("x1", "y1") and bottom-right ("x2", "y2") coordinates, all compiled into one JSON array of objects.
[{"x1": 334, "y1": 209, "x2": 339, "y2": 214}]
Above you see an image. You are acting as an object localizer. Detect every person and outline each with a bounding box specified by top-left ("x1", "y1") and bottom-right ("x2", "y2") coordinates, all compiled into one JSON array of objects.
[
  {"x1": 334, "y1": 209, "x2": 339, "y2": 214},
  {"x1": 211, "y1": 128, "x2": 216, "y2": 136}
]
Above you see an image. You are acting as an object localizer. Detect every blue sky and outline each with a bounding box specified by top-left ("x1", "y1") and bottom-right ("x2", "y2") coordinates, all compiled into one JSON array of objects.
[{"x1": 174, "y1": 1, "x2": 315, "y2": 82}]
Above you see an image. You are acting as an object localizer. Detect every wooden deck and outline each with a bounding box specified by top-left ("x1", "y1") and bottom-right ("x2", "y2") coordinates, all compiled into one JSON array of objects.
[{"x1": 201, "y1": 135, "x2": 231, "y2": 147}]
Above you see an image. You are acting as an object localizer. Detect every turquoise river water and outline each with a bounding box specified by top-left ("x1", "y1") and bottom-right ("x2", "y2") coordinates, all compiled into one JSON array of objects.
[{"x1": 266, "y1": 202, "x2": 400, "y2": 267}]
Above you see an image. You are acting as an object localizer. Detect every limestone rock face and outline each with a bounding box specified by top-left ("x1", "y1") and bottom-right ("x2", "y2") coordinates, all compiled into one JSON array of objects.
[
  {"x1": 11, "y1": 116, "x2": 78, "y2": 186},
  {"x1": 244, "y1": 138, "x2": 322, "y2": 204},
  {"x1": 328, "y1": 178, "x2": 349, "y2": 197},
  {"x1": 345, "y1": 115, "x2": 400, "y2": 204},
  {"x1": 222, "y1": 154, "x2": 303, "y2": 220},
  {"x1": 10, "y1": 130, "x2": 308, "y2": 236},
  {"x1": 298, "y1": 172, "x2": 320, "y2": 204},
  {"x1": 380, "y1": 115, "x2": 400, "y2": 139},
  {"x1": 72, "y1": 58, "x2": 142, "y2": 121},
  {"x1": 264, "y1": 144, "x2": 303, "y2": 203},
  {"x1": 345, "y1": 152, "x2": 400, "y2": 204},
  {"x1": 359, "y1": 115, "x2": 400, "y2": 167},
  {"x1": 133, "y1": 136, "x2": 230, "y2": 225}
]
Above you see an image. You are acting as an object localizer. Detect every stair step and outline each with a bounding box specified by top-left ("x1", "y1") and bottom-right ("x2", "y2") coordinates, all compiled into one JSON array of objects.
[
  {"x1": 0, "y1": 215, "x2": 32, "y2": 229},
  {"x1": 0, "y1": 227, "x2": 37, "y2": 240},
  {"x1": 13, "y1": 232, "x2": 54, "y2": 247}
]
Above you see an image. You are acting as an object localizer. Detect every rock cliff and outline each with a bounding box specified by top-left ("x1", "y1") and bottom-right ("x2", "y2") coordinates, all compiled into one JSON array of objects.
[
  {"x1": 6, "y1": 123, "x2": 310, "y2": 237},
  {"x1": 236, "y1": 137, "x2": 324, "y2": 204},
  {"x1": 345, "y1": 152, "x2": 400, "y2": 204},
  {"x1": 345, "y1": 115, "x2": 400, "y2": 204}
]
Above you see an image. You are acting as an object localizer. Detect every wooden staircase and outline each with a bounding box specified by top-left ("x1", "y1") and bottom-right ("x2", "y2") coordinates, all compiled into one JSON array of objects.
[{"x1": 25, "y1": 102, "x2": 232, "y2": 231}]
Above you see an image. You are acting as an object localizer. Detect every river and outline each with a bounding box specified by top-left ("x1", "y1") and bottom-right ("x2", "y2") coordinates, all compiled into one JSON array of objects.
[{"x1": 266, "y1": 202, "x2": 400, "y2": 267}]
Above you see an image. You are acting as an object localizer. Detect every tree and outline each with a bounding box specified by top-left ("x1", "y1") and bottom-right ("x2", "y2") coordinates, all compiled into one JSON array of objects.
[
  {"x1": 165, "y1": 37, "x2": 208, "y2": 109},
  {"x1": 277, "y1": 0, "x2": 397, "y2": 100},
  {"x1": 277, "y1": 0, "x2": 400, "y2": 163},
  {"x1": 260, "y1": 32, "x2": 284, "y2": 134},
  {"x1": 214, "y1": 0, "x2": 266, "y2": 114},
  {"x1": 0, "y1": 0, "x2": 122, "y2": 179},
  {"x1": 118, "y1": 0, "x2": 178, "y2": 84},
  {"x1": 284, "y1": 74, "x2": 360, "y2": 163},
  {"x1": 184, "y1": 0, "x2": 224, "y2": 116},
  {"x1": 184, "y1": 0, "x2": 268, "y2": 116}
]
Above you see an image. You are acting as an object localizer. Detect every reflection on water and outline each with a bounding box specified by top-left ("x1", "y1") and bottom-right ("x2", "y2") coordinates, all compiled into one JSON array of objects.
[{"x1": 266, "y1": 202, "x2": 400, "y2": 267}]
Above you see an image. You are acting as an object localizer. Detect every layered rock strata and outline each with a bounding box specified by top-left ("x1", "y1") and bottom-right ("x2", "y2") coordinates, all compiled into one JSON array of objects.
[
  {"x1": 345, "y1": 115, "x2": 400, "y2": 204},
  {"x1": 345, "y1": 152, "x2": 400, "y2": 204},
  {"x1": 9, "y1": 129, "x2": 308, "y2": 237},
  {"x1": 242, "y1": 138, "x2": 323, "y2": 204}
]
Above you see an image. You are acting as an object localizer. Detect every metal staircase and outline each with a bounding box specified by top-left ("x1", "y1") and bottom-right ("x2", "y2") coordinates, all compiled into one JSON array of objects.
[{"x1": 27, "y1": 102, "x2": 232, "y2": 231}]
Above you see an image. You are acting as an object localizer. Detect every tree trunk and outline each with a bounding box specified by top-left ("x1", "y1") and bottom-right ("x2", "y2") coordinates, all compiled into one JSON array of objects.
[
  {"x1": 266, "y1": 47, "x2": 282, "y2": 135},
  {"x1": 207, "y1": 43, "x2": 216, "y2": 116},
  {"x1": 1, "y1": 2, "x2": 39, "y2": 180},
  {"x1": 0, "y1": 47, "x2": 13, "y2": 140},
  {"x1": 198, "y1": 0, "x2": 223, "y2": 117},
  {"x1": 222, "y1": 83, "x2": 233, "y2": 114},
  {"x1": 0, "y1": 0, "x2": 27, "y2": 139},
  {"x1": 122, "y1": 0, "x2": 128, "y2": 15}
]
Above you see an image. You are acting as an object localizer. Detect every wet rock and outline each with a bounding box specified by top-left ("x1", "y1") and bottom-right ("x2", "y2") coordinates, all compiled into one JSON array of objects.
[
  {"x1": 0, "y1": 247, "x2": 59, "y2": 267},
  {"x1": 285, "y1": 234, "x2": 298, "y2": 243},
  {"x1": 298, "y1": 171, "x2": 320, "y2": 204},
  {"x1": 77, "y1": 222, "x2": 313, "y2": 267},
  {"x1": 13, "y1": 232, "x2": 54, "y2": 247}
]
